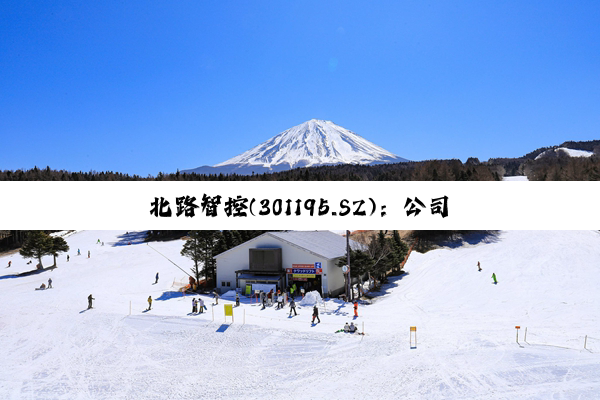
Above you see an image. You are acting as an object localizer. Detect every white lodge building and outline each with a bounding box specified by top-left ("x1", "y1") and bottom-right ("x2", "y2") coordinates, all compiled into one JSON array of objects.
[{"x1": 215, "y1": 231, "x2": 362, "y2": 297}]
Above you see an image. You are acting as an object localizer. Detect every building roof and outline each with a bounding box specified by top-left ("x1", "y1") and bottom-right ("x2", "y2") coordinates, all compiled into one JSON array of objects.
[{"x1": 215, "y1": 231, "x2": 364, "y2": 260}]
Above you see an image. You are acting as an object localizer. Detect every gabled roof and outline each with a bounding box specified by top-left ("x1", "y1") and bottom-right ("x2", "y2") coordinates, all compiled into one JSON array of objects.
[{"x1": 215, "y1": 231, "x2": 364, "y2": 260}]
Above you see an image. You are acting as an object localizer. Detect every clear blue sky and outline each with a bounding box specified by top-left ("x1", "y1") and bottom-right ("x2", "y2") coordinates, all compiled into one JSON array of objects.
[{"x1": 1, "y1": 1, "x2": 599, "y2": 176}]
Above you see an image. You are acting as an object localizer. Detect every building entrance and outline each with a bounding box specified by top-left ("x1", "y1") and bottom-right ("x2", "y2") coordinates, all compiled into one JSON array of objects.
[{"x1": 286, "y1": 264, "x2": 323, "y2": 295}]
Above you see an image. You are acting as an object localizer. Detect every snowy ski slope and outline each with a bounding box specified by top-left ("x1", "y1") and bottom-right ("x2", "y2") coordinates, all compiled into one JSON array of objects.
[{"x1": 1, "y1": 230, "x2": 599, "y2": 399}]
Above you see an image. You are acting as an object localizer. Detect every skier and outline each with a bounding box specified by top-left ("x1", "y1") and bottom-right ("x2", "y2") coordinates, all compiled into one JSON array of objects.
[
  {"x1": 77, "y1": 249, "x2": 81, "y2": 256},
  {"x1": 277, "y1": 294, "x2": 284, "y2": 309},
  {"x1": 289, "y1": 297, "x2": 297, "y2": 316},
  {"x1": 235, "y1": 293, "x2": 240, "y2": 307},
  {"x1": 353, "y1": 300, "x2": 358, "y2": 317},
  {"x1": 192, "y1": 298, "x2": 197, "y2": 314},
  {"x1": 312, "y1": 305, "x2": 320, "y2": 324},
  {"x1": 147, "y1": 296, "x2": 152, "y2": 310},
  {"x1": 87, "y1": 294, "x2": 95, "y2": 309},
  {"x1": 67, "y1": 255, "x2": 70, "y2": 262},
  {"x1": 199, "y1": 298, "x2": 205, "y2": 313},
  {"x1": 213, "y1": 291, "x2": 219, "y2": 305},
  {"x1": 7, "y1": 261, "x2": 11, "y2": 268},
  {"x1": 48, "y1": 278, "x2": 52, "y2": 289},
  {"x1": 155, "y1": 272, "x2": 159, "y2": 284},
  {"x1": 88, "y1": 250, "x2": 90, "y2": 258},
  {"x1": 492, "y1": 273, "x2": 497, "y2": 284},
  {"x1": 261, "y1": 292, "x2": 267, "y2": 310},
  {"x1": 478, "y1": 261, "x2": 482, "y2": 271}
]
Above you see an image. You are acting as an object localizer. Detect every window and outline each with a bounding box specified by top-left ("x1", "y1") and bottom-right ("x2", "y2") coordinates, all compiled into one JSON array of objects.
[
  {"x1": 221, "y1": 281, "x2": 225, "y2": 287},
  {"x1": 226, "y1": 282, "x2": 231, "y2": 287}
]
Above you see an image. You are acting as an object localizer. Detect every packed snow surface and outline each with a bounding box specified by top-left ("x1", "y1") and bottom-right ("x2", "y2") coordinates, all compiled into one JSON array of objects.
[
  {"x1": 502, "y1": 175, "x2": 529, "y2": 181},
  {"x1": 1, "y1": 230, "x2": 600, "y2": 399}
]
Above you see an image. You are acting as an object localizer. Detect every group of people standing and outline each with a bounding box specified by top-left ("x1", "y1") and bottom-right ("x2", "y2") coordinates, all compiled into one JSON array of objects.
[{"x1": 191, "y1": 297, "x2": 206, "y2": 314}]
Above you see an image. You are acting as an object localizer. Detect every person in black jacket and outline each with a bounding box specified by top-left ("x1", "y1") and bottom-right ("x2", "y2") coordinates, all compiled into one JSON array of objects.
[
  {"x1": 312, "y1": 305, "x2": 320, "y2": 324},
  {"x1": 88, "y1": 294, "x2": 95, "y2": 309},
  {"x1": 289, "y1": 298, "x2": 297, "y2": 316}
]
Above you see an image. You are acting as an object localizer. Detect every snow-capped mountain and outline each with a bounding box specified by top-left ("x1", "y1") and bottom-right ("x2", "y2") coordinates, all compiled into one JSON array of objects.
[
  {"x1": 534, "y1": 147, "x2": 595, "y2": 160},
  {"x1": 182, "y1": 119, "x2": 409, "y2": 175}
]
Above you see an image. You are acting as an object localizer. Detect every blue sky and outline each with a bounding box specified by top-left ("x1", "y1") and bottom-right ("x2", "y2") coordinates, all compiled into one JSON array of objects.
[{"x1": 1, "y1": 1, "x2": 599, "y2": 176}]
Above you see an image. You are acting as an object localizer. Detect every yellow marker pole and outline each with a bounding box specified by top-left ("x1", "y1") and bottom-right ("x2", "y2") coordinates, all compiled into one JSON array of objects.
[
  {"x1": 224, "y1": 304, "x2": 234, "y2": 323},
  {"x1": 410, "y1": 326, "x2": 417, "y2": 347}
]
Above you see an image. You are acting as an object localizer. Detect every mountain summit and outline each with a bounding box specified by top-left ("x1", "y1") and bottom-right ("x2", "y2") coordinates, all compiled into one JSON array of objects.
[{"x1": 182, "y1": 119, "x2": 408, "y2": 175}]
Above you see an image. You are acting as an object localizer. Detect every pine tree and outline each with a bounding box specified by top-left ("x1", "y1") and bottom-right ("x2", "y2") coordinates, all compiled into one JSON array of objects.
[
  {"x1": 19, "y1": 231, "x2": 53, "y2": 268},
  {"x1": 50, "y1": 236, "x2": 70, "y2": 267},
  {"x1": 181, "y1": 231, "x2": 223, "y2": 289}
]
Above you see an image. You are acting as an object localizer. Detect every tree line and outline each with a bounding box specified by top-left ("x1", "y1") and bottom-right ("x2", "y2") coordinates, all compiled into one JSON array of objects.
[{"x1": 0, "y1": 160, "x2": 501, "y2": 181}]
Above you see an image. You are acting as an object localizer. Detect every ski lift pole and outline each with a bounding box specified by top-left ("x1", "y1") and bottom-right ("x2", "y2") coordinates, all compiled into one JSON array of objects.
[{"x1": 146, "y1": 243, "x2": 191, "y2": 277}]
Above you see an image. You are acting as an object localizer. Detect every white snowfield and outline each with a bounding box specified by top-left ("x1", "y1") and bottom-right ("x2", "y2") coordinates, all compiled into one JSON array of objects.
[
  {"x1": 1, "y1": 230, "x2": 600, "y2": 399},
  {"x1": 534, "y1": 147, "x2": 595, "y2": 160}
]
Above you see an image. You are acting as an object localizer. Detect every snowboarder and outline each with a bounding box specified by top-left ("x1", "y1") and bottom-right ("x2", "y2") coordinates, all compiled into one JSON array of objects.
[
  {"x1": 349, "y1": 322, "x2": 357, "y2": 333},
  {"x1": 312, "y1": 305, "x2": 320, "y2": 324},
  {"x1": 77, "y1": 249, "x2": 81, "y2": 256},
  {"x1": 147, "y1": 296, "x2": 152, "y2": 310},
  {"x1": 213, "y1": 291, "x2": 219, "y2": 305},
  {"x1": 48, "y1": 278, "x2": 52, "y2": 289},
  {"x1": 39, "y1": 283, "x2": 46, "y2": 290},
  {"x1": 7, "y1": 261, "x2": 11, "y2": 268},
  {"x1": 192, "y1": 298, "x2": 197, "y2": 314},
  {"x1": 155, "y1": 272, "x2": 159, "y2": 284},
  {"x1": 344, "y1": 322, "x2": 350, "y2": 333},
  {"x1": 289, "y1": 298, "x2": 297, "y2": 316},
  {"x1": 87, "y1": 294, "x2": 95, "y2": 309},
  {"x1": 235, "y1": 293, "x2": 240, "y2": 307},
  {"x1": 353, "y1": 300, "x2": 358, "y2": 317},
  {"x1": 88, "y1": 250, "x2": 90, "y2": 258},
  {"x1": 478, "y1": 261, "x2": 482, "y2": 271},
  {"x1": 492, "y1": 273, "x2": 497, "y2": 284},
  {"x1": 199, "y1": 298, "x2": 205, "y2": 313},
  {"x1": 67, "y1": 255, "x2": 70, "y2": 262}
]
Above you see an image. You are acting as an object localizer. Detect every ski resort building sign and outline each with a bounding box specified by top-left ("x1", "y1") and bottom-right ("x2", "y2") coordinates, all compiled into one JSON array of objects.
[{"x1": 287, "y1": 265, "x2": 323, "y2": 279}]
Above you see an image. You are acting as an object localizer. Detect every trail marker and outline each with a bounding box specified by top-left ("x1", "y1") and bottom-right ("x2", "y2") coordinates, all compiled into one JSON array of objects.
[
  {"x1": 410, "y1": 326, "x2": 417, "y2": 348},
  {"x1": 515, "y1": 326, "x2": 520, "y2": 343},
  {"x1": 224, "y1": 304, "x2": 234, "y2": 323}
]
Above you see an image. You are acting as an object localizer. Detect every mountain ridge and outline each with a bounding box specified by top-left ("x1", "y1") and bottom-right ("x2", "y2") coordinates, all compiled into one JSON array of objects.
[{"x1": 182, "y1": 119, "x2": 409, "y2": 175}]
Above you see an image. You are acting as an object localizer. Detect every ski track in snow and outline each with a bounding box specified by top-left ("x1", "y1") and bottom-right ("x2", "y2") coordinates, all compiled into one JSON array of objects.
[{"x1": 1, "y1": 230, "x2": 600, "y2": 399}]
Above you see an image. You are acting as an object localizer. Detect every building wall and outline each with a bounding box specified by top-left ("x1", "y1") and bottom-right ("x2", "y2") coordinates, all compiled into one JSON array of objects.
[{"x1": 215, "y1": 233, "x2": 346, "y2": 296}]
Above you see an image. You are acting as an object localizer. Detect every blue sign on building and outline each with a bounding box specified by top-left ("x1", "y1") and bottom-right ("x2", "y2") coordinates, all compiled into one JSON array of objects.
[{"x1": 315, "y1": 262, "x2": 322, "y2": 268}]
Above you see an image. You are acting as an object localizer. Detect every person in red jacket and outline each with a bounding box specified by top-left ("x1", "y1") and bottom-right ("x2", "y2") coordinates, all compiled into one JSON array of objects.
[{"x1": 353, "y1": 300, "x2": 358, "y2": 317}]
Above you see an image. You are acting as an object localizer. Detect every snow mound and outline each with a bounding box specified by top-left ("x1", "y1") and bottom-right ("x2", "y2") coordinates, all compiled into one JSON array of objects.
[
  {"x1": 298, "y1": 290, "x2": 323, "y2": 306},
  {"x1": 220, "y1": 290, "x2": 238, "y2": 299}
]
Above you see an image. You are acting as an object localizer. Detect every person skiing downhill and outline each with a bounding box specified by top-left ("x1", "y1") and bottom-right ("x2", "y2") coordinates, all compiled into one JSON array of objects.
[
  {"x1": 147, "y1": 296, "x2": 152, "y2": 310},
  {"x1": 48, "y1": 278, "x2": 52, "y2": 289},
  {"x1": 87, "y1": 294, "x2": 95, "y2": 309},
  {"x1": 67, "y1": 255, "x2": 70, "y2": 262},
  {"x1": 492, "y1": 273, "x2": 497, "y2": 284},
  {"x1": 478, "y1": 261, "x2": 482, "y2": 271},
  {"x1": 155, "y1": 272, "x2": 159, "y2": 284},
  {"x1": 77, "y1": 249, "x2": 81, "y2": 256},
  {"x1": 7, "y1": 261, "x2": 11, "y2": 268},
  {"x1": 289, "y1": 298, "x2": 297, "y2": 316},
  {"x1": 312, "y1": 305, "x2": 320, "y2": 324}
]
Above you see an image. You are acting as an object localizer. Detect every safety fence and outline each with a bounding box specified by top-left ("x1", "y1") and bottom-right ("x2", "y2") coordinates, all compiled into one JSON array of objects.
[{"x1": 517, "y1": 327, "x2": 597, "y2": 352}]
